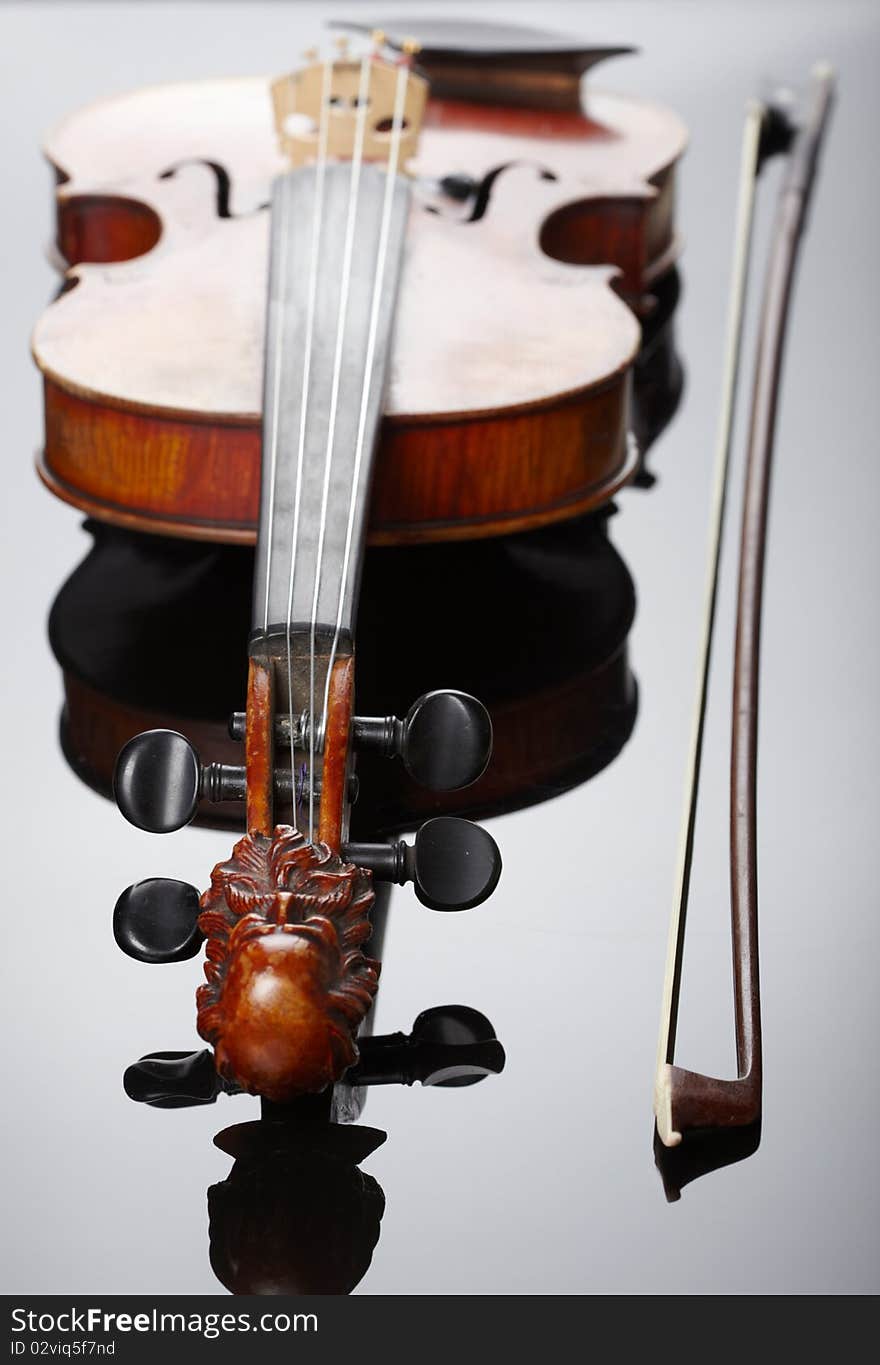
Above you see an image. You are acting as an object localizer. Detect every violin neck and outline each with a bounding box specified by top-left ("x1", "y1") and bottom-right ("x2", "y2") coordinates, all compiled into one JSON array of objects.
[{"x1": 251, "y1": 161, "x2": 410, "y2": 647}]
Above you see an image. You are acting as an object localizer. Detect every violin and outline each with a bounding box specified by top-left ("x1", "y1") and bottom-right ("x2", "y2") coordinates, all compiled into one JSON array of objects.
[{"x1": 32, "y1": 22, "x2": 687, "y2": 1107}]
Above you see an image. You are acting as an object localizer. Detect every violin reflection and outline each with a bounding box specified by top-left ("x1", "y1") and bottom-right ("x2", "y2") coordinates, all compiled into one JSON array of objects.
[
  {"x1": 210, "y1": 1119, "x2": 387, "y2": 1296},
  {"x1": 125, "y1": 1004, "x2": 505, "y2": 1295},
  {"x1": 50, "y1": 508, "x2": 642, "y2": 832}
]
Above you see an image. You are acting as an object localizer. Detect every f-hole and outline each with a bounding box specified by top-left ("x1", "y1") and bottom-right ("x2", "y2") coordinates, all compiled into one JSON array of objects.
[
  {"x1": 466, "y1": 161, "x2": 558, "y2": 223},
  {"x1": 159, "y1": 160, "x2": 269, "y2": 218}
]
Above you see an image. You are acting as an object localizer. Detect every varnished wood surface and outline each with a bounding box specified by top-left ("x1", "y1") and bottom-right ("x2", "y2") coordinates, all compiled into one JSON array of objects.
[
  {"x1": 348, "y1": 22, "x2": 635, "y2": 114},
  {"x1": 37, "y1": 370, "x2": 637, "y2": 544},
  {"x1": 57, "y1": 192, "x2": 161, "y2": 265},
  {"x1": 318, "y1": 655, "x2": 355, "y2": 852},
  {"x1": 245, "y1": 655, "x2": 274, "y2": 836}
]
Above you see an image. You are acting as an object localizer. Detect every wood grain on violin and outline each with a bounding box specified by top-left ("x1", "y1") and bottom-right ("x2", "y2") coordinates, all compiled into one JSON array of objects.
[
  {"x1": 245, "y1": 653, "x2": 274, "y2": 837},
  {"x1": 39, "y1": 375, "x2": 637, "y2": 545}
]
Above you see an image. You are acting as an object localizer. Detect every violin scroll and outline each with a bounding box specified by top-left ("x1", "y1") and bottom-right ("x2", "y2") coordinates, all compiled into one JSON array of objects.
[{"x1": 196, "y1": 826, "x2": 379, "y2": 1103}]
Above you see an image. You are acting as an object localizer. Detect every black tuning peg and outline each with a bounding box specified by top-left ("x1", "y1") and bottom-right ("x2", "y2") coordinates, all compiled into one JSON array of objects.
[
  {"x1": 123, "y1": 1049, "x2": 229, "y2": 1107},
  {"x1": 344, "y1": 815, "x2": 501, "y2": 911},
  {"x1": 113, "y1": 877, "x2": 204, "y2": 963},
  {"x1": 114, "y1": 729, "x2": 199, "y2": 832},
  {"x1": 436, "y1": 172, "x2": 480, "y2": 203},
  {"x1": 123, "y1": 1005, "x2": 505, "y2": 1107},
  {"x1": 114, "y1": 729, "x2": 246, "y2": 832},
  {"x1": 353, "y1": 689, "x2": 492, "y2": 791},
  {"x1": 349, "y1": 1005, "x2": 506, "y2": 1088}
]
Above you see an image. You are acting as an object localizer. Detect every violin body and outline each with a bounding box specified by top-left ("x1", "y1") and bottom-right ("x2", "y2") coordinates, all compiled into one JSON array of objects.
[{"x1": 34, "y1": 67, "x2": 685, "y2": 545}]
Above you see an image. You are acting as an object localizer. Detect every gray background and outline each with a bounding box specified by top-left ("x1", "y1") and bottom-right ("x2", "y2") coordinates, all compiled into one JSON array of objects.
[{"x1": 1, "y1": 0, "x2": 877, "y2": 1294}]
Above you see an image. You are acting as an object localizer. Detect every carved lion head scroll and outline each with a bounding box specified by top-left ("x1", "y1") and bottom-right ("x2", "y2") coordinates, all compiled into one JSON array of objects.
[{"x1": 196, "y1": 826, "x2": 378, "y2": 1102}]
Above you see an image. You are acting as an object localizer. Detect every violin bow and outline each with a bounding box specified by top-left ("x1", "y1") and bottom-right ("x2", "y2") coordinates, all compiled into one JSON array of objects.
[{"x1": 654, "y1": 66, "x2": 835, "y2": 1169}]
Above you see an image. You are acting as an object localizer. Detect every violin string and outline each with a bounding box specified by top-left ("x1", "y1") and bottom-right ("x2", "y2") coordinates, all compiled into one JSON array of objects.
[
  {"x1": 319, "y1": 54, "x2": 411, "y2": 757},
  {"x1": 260, "y1": 80, "x2": 296, "y2": 633},
  {"x1": 284, "y1": 56, "x2": 333, "y2": 826},
  {"x1": 306, "y1": 48, "x2": 373, "y2": 842}
]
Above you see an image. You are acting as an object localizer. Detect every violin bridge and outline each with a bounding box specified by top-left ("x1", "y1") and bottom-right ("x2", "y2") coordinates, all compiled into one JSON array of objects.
[{"x1": 271, "y1": 44, "x2": 428, "y2": 169}]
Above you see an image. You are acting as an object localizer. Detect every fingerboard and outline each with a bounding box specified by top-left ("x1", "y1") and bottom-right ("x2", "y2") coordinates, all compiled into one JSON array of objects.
[{"x1": 252, "y1": 161, "x2": 410, "y2": 640}]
